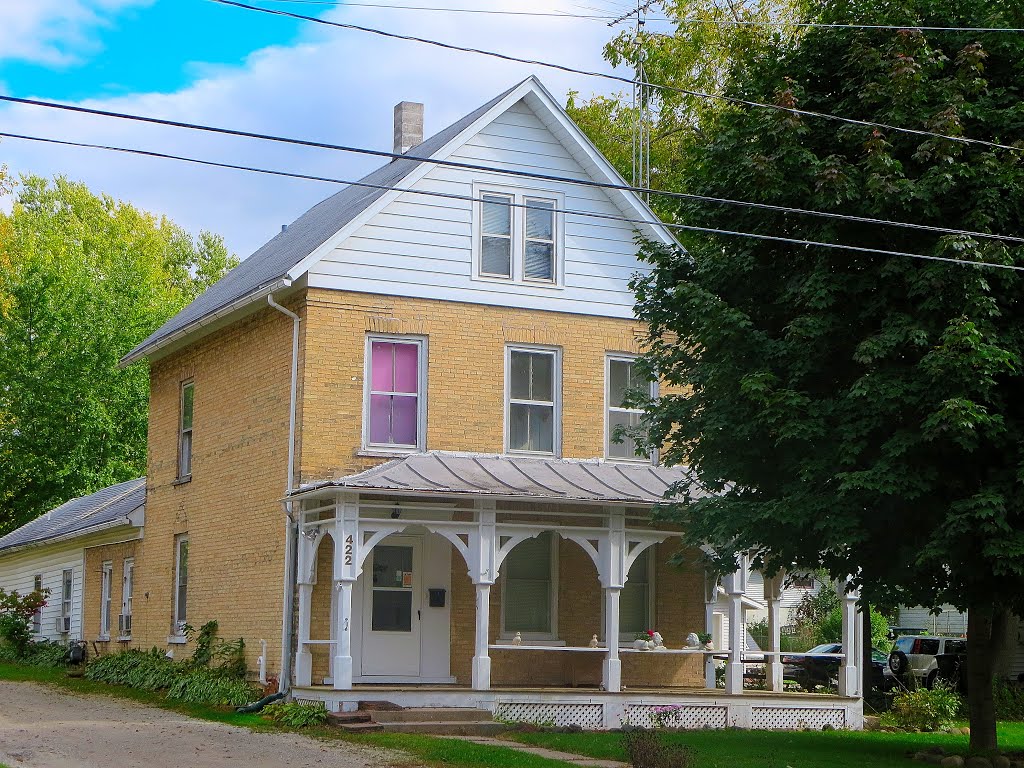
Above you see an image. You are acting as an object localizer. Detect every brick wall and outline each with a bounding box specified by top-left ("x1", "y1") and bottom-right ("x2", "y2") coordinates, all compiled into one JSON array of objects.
[{"x1": 83, "y1": 539, "x2": 139, "y2": 654}]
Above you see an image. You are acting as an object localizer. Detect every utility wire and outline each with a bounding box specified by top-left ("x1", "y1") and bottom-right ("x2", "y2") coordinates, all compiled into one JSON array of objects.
[
  {"x1": 249, "y1": 1, "x2": 1024, "y2": 31},
  {"x1": 209, "y1": 0, "x2": 1024, "y2": 154},
  {"x1": 2, "y1": 129, "x2": 1019, "y2": 273},
  {"x1": 3, "y1": 93, "x2": 1020, "y2": 245}
]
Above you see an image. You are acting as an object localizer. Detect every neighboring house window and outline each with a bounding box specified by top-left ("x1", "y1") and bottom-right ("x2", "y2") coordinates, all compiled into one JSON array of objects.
[
  {"x1": 178, "y1": 380, "x2": 194, "y2": 480},
  {"x1": 502, "y1": 533, "x2": 557, "y2": 639},
  {"x1": 174, "y1": 535, "x2": 189, "y2": 634},
  {"x1": 790, "y1": 574, "x2": 815, "y2": 589},
  {"x1": 619, "y1": 549, "x2": 653, "y2": 638},
  {"x1": 99, "y1": 561, "x2": 113, "y2": 639},
  {"x1": 60, "y1": 569, "x2": 73, "y2": 634},
  {"x1": 474, "y1": 186, "x2": 563, "y2": 285},
  {"x1": 31, "y1": 575, "x2": 42, "y2": 634},
  {"x1": 506, "y1": 346, "x2": 560, "y2": 455},
  {"x1": 606, "y1": 355, "x2": 651, "y2": 461},
  {"x1": 121, "y1": 558, "x2": 135, "y2": 637},
  {"x1": 364, "y1": 337, "x2": 427, "y2": 451}
]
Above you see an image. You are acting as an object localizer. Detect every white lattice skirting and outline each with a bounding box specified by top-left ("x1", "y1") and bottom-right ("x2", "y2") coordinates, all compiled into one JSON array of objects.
[
  {"x1": 494, "y1": 702, "x2": 605, "y2": 729},
  {"x1": 624, "y1": 704, "x2": 728, "y2": 729},
  {"x1": 751, "y1": 706, "x2": 846, "y2": 730}
]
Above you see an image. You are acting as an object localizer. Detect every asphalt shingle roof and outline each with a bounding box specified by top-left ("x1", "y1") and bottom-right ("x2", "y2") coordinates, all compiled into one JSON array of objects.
[
  {"x1": 0, "y1": 478, "x2": 145, "y2": 553},
  {"x1": 291, "y1": 452, "x2": 702, "y2": 506},
  {"x1": 123, "y1": 81, "x2": 523, "y2": 364}
]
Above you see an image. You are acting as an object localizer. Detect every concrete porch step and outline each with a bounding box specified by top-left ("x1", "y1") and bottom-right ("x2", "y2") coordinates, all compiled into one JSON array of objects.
[
  {"x1": 326, "y1": 711, "x2": 372, "y2": 725},
  {"x1": 371, "y1": 707, "x2": 493, "y2": 724},
  {"x1": 336, "y1": 720, "x2": 385, "y2": 734}
]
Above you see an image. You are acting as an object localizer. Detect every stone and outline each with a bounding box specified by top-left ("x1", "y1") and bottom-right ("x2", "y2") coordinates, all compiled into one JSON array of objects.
[
  {"x1": 940, "y1": 757, "x2": 965, "y2": 768},
  {"x1": 991, "y1": 756, "x2": 1010, "y2": 768},
  {"x1": 965, "y1": 757, "x2": 992, "y2": 768}
]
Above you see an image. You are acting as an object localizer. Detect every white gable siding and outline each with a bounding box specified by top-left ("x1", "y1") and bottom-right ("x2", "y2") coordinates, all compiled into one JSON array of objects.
[
  {"x1": 307, "y1": 99, "x2": 648, "y2": 318},
  {"x1": 0, "y1": 528, "x2": 140, "y2": 643},
  {"x1": 897, "y1": 605, "x2": 968, "y2": 635}
]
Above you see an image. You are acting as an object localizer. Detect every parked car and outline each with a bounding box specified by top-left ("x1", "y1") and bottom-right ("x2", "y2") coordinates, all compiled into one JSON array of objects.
[
  {"x1": 782, "y1": 644, "x2": 896, "y2": 692},
  {"x1": 888, "y1": 635, "x2": 968, "y2": 688}
]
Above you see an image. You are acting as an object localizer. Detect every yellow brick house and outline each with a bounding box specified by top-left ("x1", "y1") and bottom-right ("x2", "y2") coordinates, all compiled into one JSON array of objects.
[{"x1": 107, "y1": 76, "x2": 865, "y2": 729}]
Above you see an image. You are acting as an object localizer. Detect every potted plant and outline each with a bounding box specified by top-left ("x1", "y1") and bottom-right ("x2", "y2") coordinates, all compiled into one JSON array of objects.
[
  {"x1": 634, "y1": 630, "x2": 655, "y2": 650},
  {"x1": 698, "y1": 632, "x2": 714, "y2": 650}
]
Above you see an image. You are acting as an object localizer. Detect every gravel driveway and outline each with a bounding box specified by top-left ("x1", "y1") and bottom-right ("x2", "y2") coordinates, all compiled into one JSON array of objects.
[{"x1": 0, "y1": 681, "x2": 402, "y2": 768}]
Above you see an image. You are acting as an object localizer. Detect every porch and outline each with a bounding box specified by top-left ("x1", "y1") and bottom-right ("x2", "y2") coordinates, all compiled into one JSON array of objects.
[{"x1": 286, "y1": 452, "x2": 865, "y2": 730}]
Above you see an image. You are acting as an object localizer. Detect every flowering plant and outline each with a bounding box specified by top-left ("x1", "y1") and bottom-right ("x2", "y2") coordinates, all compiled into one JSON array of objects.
[{"x1": 634, "y1": 629, "x2": 656, "y2": 642}]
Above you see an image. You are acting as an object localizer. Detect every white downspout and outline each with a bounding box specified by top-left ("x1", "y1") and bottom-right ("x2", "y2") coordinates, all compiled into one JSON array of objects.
[{"x1": 268, "y1": 292, "x2": 300, "y2": 695}]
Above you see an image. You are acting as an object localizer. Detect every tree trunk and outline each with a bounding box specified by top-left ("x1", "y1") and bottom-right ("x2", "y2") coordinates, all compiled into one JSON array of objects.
[{"x1": 966, "y1": 602, "x2": 1009, "y2": 754}]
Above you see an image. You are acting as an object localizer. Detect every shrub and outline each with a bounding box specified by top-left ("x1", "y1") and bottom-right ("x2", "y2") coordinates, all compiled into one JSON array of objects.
[
  {"x1": 880, "y1": 682, "x2": 963, "y2": 731},
  {"x1": 621, "y1": 728, "x2": 693, "y2": 768},
  {"x1": 994, "y1": 679, "x2": 1024, "y2": 721},
  {"x1": 0, "y1": 588, "x2": 49, "y2": 656},
  {"x1": 264, "y1": 700, "x2": 329, "y2": 728},
  {"x1": 167, "y1": 668, "x2": 258, "y2": 707},
  {"x1": 184, "y1": 620, "x2": 247, "y2": 679},
  {"x1": 19, "y1": 640, "x2": 69, "y2": 668}
]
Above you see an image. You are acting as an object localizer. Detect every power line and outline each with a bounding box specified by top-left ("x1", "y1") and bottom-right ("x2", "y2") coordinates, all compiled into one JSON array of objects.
[
  {"x1": 3, "y1": 92, "x2": 1020, "y2": 245},
  {"x1": 662, "y1": 17, "x2": 1024, "y2": 32},
  {"x1": 209, "y1": 0, "x2": 1024, "y2": 154},
  {"x1": 252, "y1": 0, "x2": 600, "y2": 19},
  {"x1": 2, "y1": 128, "x2": 1019, "y2": 273}
]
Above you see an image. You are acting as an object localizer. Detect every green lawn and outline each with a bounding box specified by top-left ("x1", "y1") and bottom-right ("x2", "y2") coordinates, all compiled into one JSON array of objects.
[
  {"x1": 0, "y1": 663, "x2": 570, "y2": 768},
  {"x1": 505, "y1": 724, "x2": 1024, "y2": 768}
]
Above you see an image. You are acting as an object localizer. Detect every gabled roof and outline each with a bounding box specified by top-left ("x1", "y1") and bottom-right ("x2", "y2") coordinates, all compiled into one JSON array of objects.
[
  {"x1": 121, "y1": 76, "x2": 674, "y2": 366},
  {"x1": 0, "y1": 478, "x2": 145, "y2": 554},
  {"x1": 289, "y1": 452, "x2": 701, "y2": 506}
]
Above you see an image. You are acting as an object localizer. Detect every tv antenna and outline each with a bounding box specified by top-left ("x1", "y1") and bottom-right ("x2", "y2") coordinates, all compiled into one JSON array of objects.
[{"x1": 609, "y1": 0, "x2": 657, "y2": 195}]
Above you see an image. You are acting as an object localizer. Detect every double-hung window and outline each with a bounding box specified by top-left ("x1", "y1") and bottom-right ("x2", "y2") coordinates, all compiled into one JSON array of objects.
[
  {"x1": 31, "y1": 575, "x2": 42, "y2": 634},
  {"x1": 174, "y1": 535, "x2": 189, "y2": 635},
  {"x1": 364, "y1": 336, "x2": 426, "y2": 452},
  {"x1": 619, "y1": 549, "x2": 654, "y2": 639},
  {"x1": 60, "y1": 569, "x2": 72, "y2": 634},
  {"x1": 606, "y1": 355, "x2": 652, "y2": 461},
  {"x1": 502, "y1": 532, "x2": 556, "y2": 639},
  {"x1": 99, "y1": 561, "x2": 113, "y2": 639},
  {"x1": 475, "y1": 186, "x2": 562, "y2": 285},
  {"x1": 178, "y1": 381, "x2": 194, "y2": 480},
  {"x1": 506, "y1": 346, "x2": 560, "y2": 455},
  {"x1": 121, "y1": 558, "x2": 135, "y2": 637}
]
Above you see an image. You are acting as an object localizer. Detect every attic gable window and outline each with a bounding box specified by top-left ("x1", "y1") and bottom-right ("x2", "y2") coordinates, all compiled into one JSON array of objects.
[{"x1": 474, "y1": 184, "x2": 563, "y2": 287}]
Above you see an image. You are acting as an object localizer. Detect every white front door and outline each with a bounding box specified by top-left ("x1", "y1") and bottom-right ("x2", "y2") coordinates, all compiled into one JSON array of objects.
[{"x1": 361, "y1": 536, "x2": 421, "y2": 677}]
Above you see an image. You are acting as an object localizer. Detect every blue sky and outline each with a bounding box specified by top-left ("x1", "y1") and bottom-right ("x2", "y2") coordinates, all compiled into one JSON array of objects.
[{"x1": 0, "y1": 0, "x2": 641, "y2": 257}]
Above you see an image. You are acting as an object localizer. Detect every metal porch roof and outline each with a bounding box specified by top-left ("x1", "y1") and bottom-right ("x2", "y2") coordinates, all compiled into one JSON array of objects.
[{"x1": 290, "y1": 453, "x2": 703, "y2": 506}]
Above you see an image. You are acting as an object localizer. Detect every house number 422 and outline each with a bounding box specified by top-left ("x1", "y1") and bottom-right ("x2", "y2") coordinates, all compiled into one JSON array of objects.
[{"x1": 344, "y1": 535, "x2": 354, "y2": 566}]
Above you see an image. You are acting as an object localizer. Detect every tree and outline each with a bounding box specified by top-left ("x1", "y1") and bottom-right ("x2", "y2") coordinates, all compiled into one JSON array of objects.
[
  {"x1": 622, "y1": 0, "x2": 1024, "y2": 752},
  {"x1": 0, "y1": 174, "x2": 237, "y2": 534}
]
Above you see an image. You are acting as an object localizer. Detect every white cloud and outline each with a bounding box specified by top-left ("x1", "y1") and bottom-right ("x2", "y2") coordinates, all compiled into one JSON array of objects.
[
  {"x1": 0, "y1": 1, "x2": 635, "y2": 257},
  {"x1": 0, "y1": 0, "x2": 152, "y2": 65}
]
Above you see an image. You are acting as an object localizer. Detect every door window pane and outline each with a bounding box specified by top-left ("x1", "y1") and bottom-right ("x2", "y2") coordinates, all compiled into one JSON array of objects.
[
  {"x1": 372, "y1": 546, "x2": 413, "y2": 587},
  {"x1": 372, "y1": 592, "x2": 413, "y2": 632},
  {"x1": 370, "y1": 546, "x2": 414, "y2": 633}
]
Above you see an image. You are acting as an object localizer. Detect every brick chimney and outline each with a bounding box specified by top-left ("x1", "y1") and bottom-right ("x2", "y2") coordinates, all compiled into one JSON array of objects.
[{"x1": 393, "y1": 101, "x2": 424, "y2": 155}]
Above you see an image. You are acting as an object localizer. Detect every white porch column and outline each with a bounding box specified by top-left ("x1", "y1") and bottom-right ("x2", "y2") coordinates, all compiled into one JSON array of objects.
[
  {"x1": 724, "y1": 557, "x2": 748, "y2": 694},
  {"x1": 602, "y1": 507, "x2": 627, "y2": 693},
  {"x1": 295, "y1": 582, "x2": 314, "y2": 686},
  {"x1": 703, "y1": 572, "x2": 718, "y2": 689},
  {"x1": 333, "y1": 494, "x2": 359, "y2": 691},
  {"x1": 471, "y1": 501, "x2": 497, "y2": 691},
  {"x1": 764, "y1": 571, "x2": 785, "y2": 693},
  {"x1": 838, "y1": 578, "x2": 861, "y2": 697}
]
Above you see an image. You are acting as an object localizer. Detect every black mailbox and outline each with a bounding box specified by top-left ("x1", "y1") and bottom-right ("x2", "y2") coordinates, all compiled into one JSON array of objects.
[{"x1": 428, "y1": 588, "x2": 446, "y2": 608}]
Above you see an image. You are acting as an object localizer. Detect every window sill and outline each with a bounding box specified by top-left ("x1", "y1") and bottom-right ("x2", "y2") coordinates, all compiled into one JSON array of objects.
[
  {"x1": 357, "y1": 448, "x2": 422, "y2": 459},
  {"x1": 96, "y1": 635, "x2": 110, "y2": 642},
  {"x1": 117, "y1": 636, "x2": 132, "y2": 642},
  {"x1": 472, "y1": 274, "x2": 564, "y2": 291},
  {"x1": 172, "y1": 476, "x2": 192, "y2": 487},
  {"x1": 495, "y1": 638, "x2": 566, "y2": 647},
  {"x1": 166, "y1": 635, "x2": 188, "y2": 645}
]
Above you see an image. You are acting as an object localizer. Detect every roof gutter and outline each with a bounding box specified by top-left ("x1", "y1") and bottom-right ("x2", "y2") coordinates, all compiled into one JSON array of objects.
[
  {"x1": 119, "y1": 277, "x2": 292, "y2": 368},
  {"x1": 0, "y1": 515, "x2": 141, "y2": 556}
]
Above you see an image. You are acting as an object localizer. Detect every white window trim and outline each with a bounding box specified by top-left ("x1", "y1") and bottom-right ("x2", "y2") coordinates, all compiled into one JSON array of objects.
[
  {"x1": 177, "y1": 380, "x2": 194, "y2": 481},
  {"x1": 499, "y1": 532, "x2": 560, "y2": 642},
  {"x1": 471, "y1": 181, "x2": 565, "y2": 289},
  {"x1": 504, "y1": 344, "x2": 562, "y2": 457},
  {"x1": 31, "y1": 575, "x2": 42, "y2": 635},
  {"x1": 361, "y1": 334, "x2": 428, "y2": 454},
  {"x1": 120, "y1": 558, "x2": 135, "y2": 639},
  {"x1": 99, "y1": 561, "x2": 113, "y2": 640},
  {"x1": 604, "y1": 353, "x2": 658, "y2": 464},
  {"x1": 173, "y1": 535, "x2": 189, "y2": 637},
  {"x1": 61, "y1": 569, "x2": 73, "y2": 619}
]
